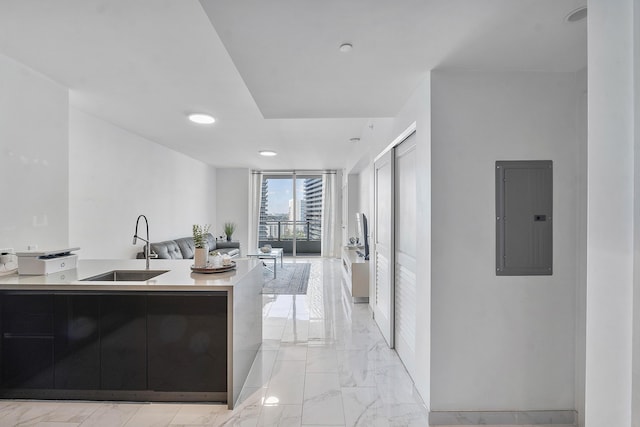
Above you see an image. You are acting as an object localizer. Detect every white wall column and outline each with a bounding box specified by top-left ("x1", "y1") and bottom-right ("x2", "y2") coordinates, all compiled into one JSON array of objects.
[
  {"x1": 585, "y1": 0, "x2": 635, "y2": 426},
  {"x1": 430, "y1": 70, "x2": 582, "y2": 411},
  {"x1": 633, "y1": 0, "x2": 640, "y2": 424}
]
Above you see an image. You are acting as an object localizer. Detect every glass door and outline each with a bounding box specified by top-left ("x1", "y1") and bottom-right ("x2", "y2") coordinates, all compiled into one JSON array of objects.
[
  {"x1": 259, "y1": 173, "x2": 323, "y2": 257},
  {"x1": 296, "y1": 175, "x2": 322, "y2": 256}
]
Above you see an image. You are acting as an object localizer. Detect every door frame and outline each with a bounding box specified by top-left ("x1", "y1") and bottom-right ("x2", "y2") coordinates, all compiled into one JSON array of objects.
[
  {"x1": 373, "y1": 150, "x2": 395, "y2": 346},
  {"x1": 392, "y1": 132, "x2": 418, "y2": 377}
]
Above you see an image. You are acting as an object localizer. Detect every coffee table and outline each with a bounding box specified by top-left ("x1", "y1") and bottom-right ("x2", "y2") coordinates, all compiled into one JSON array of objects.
[{"x1": 247, "y1": 247, "x2": 284, "y2": 278}]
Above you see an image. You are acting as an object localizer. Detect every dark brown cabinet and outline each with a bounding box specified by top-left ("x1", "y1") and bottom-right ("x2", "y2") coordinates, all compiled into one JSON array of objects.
[
  {"x1": 147, "y1": 294, "x2": 227, "y2": 392},
  {"x1": 100, "y1": 295, "x2": 146, "y2": 390},
  {"x1": 1, "y1": 294, "x2": 54, "y2": 389},
  {"x1": 0, "y1": 291, "x2": 227, "y2": 401},
  {"x1": 54, "y1": 295, "x2": 100, "y2": 390}
]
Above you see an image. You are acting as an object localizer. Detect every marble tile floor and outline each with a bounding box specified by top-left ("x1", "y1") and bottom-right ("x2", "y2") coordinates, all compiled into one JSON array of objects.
[{"x1": 0, "y1": 258, "x2": 430, "y2": 426}]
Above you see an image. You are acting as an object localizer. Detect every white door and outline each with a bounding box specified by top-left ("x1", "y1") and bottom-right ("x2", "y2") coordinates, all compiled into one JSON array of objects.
[
  {"x1": 394, "y1": 133, "x2": 417, "y2": 376},
  {"x1": 373, "y1": 150, "x2": 394, "y2": 346}
]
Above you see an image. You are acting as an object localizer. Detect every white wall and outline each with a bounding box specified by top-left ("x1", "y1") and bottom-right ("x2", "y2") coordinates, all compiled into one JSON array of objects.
[
  {"x1": 585, "y1": 0, "x2": 635, "y2": 426},
  {"x1": 357, "y1": 163, "x2": 372, "y2": 248},
  {"x1": 346, "y1": 174, "x2": 360, "y2": 240},
  {"x1": 430, "y1": 70, "x2": 584, "y2": 410},
  {"x1": 0, "y1": 53, "x2": 69, "y2": 251},
  {"x1": 575, "y1": 68, "x2": 588, "y2": 426},
  {"x1": 574, "y1": 66, "x2": 588, "y2": 427},
  {"x1": 634, "y1": 0, "x2": 640, "y2": 423},
  {"x1": 69, "y1": 108, "x2": 216, "y2": 259},
  {"x1": 345, "y1": 118, "x2": 395, "y2": 177},
  {"x1": 215, "y1": 168, "x2": 249, "y2": 255},
  {"x1": 357, "y1": 76, "x2": 432, "y2": 406}
]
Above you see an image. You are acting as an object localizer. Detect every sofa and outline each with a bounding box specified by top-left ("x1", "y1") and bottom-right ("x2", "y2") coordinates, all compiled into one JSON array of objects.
[{"x1": 137, "y1": 233, "x2": 240, "y2": 259}]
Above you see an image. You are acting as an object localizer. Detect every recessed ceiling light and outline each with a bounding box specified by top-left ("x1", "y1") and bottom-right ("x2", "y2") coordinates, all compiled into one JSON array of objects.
[
  {"x1": 339, "y1": 43, "x2": 353, "y2": 53},
  {"x1": 349, "y1": 137, "x2": 361, "y2": 143},
  {"x1": 565, "y1": 6, "x2": 587, "y2": 23},
  {"x1": 259, "y1": 150, "x2": 277, "y2": 157},
  {"x1": 188, "y1": 113, "x2": 216, "y2": 124}
]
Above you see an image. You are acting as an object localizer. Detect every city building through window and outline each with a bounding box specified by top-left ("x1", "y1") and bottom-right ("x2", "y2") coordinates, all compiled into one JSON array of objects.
[{"x1": 259, "y1": 174, "x2": 323, "y2": 256}]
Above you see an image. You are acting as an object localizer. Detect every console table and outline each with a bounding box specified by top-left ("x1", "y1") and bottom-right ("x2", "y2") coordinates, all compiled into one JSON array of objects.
[{"x1": 341, "y1": 246, "x2": 369, "y2": 302}]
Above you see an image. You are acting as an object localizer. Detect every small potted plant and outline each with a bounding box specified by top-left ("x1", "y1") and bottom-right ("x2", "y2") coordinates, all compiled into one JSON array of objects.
[
  {"x1": 223, "y1": 222, "x2": 236, "y2": 242},
  {"x1": 193, "y1": 224, "x2": 210, "y2": 267}
]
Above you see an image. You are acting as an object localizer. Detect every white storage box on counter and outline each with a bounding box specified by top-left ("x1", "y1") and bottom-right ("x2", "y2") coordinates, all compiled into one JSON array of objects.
[{"x1": 16, "y1": 247, "x2": 80, "y2": 275}]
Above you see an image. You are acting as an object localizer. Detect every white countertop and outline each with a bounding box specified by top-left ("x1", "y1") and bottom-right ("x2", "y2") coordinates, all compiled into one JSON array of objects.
[{"x1": 0, "y1": 258, "x2": 261, "y2": 292}]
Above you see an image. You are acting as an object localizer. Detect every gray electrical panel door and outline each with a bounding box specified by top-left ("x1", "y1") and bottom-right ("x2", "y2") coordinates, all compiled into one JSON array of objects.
[{"x1": 496, "y1": 160, "x2": 552, "y2": 276}]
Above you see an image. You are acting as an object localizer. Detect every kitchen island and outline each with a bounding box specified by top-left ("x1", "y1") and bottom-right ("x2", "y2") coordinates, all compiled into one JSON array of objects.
[{"x1": 0, "y1": 258, "x2": 263, "y2": 409}]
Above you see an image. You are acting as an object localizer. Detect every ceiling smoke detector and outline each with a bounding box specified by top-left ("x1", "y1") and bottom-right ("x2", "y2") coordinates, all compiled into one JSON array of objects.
[
  {"x1": 339, "y1": 43, "x2": 353, "y2": 53},
  {"x1": 259, "y1": 150, "x2": 277, "y2": 157},
  {"x1": 565, "y1": 6, "x2": 587, "y2": 23}
]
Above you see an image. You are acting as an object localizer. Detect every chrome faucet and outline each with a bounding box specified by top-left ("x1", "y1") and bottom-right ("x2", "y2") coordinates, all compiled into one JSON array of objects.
[{"x1": 132, "y1": 214, "x2": 151, "y2": 269}]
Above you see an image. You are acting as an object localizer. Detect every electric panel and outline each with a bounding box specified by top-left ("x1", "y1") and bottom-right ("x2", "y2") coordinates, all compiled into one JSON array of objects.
[{"x1": 496, "y1": 160, "x2": 552, "y2": 276}]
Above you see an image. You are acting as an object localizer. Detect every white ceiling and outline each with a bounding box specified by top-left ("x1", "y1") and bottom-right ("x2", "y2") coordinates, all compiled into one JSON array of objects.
[{"x1": 0, "y1": 0, "x2": 586, "y2": 170}]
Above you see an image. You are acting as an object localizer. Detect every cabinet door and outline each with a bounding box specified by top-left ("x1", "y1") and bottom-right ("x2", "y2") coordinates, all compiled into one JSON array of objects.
[
  {"x1": 147, "y1": 294, "x2": 227, "y2": 392},
  {"x1": 54, "y1": 295, "x2": 100, "y2": 389},
  {"x1": 100, "y1": 295, "x2": 147, "y2": 390},
  {"x1": 1, "y1": 294, "x2": 54, "y2": 389}
]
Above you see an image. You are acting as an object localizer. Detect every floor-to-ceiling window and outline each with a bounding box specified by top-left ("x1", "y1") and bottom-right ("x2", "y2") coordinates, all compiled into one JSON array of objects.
[{"x1": 259, "y1": 173, "x2": 323, "y2": 256}]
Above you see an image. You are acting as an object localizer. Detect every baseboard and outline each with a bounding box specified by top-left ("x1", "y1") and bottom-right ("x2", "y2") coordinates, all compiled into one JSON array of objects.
[{"x1": 429, "y1": 410, "x2": 577, "y2": 426}]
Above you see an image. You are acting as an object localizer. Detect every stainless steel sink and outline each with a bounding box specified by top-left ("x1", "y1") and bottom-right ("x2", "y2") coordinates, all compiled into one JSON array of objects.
[{"x1": 81, "y1": 270, "x2": 169, "y2": 282}]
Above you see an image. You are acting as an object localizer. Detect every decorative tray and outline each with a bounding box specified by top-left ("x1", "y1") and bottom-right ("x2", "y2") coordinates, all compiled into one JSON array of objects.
[{"x1": 190, "y1": 261, "x2": 236, "y2": 274}]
